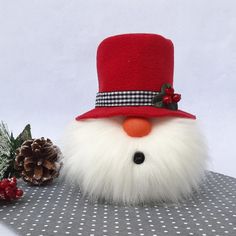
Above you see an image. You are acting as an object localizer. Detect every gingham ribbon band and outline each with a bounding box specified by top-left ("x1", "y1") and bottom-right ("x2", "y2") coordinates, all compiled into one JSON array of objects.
[{"x1": 95, "y1": 91, "x2": 160, "y2": 107}]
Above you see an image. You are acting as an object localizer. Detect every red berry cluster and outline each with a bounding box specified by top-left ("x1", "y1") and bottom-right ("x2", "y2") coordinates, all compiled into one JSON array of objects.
[
  {"x1": 0, "y1": 177, "x2": 23, "y2": 201},
  {"x1": 162, "y1": 87, "x2": 181, "y2": 105}
]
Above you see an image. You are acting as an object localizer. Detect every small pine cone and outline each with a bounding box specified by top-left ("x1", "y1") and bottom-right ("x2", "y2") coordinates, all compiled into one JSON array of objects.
[{"x1": 15, "y1": 138, "x2": 62, "y2": 186}]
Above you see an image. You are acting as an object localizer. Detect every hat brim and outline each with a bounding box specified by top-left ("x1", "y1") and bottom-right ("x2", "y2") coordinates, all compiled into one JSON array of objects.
[{"x1": 76, "y1": 106, "x2": 196, "y2": 120}]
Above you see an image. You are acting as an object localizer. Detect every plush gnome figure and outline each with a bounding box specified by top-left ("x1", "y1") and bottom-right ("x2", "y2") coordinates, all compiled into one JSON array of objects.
[{"x1": 62, "y1": 34, "x2": 208, "y2": 205}]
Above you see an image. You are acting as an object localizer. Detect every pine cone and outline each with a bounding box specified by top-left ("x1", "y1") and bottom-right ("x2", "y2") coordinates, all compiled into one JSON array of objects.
[{"x1": 14, "y1": 138, "x2": 62, "y2": 186}]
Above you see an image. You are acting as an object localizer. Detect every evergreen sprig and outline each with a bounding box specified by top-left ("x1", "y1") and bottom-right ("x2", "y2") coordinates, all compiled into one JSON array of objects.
[{"x1": 0, "y1": 122, "x2": 32, "y2": 180}]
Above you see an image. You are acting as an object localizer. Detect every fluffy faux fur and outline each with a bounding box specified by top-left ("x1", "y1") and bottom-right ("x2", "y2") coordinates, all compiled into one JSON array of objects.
[{"x1": 62, "y1": 117, "x2": 208, "y2": 205}]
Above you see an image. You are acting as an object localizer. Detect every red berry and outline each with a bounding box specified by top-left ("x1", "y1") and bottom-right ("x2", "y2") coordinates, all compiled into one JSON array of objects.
[
  {"x1": 172, "y1": 94, "x2": 181, "y2": 102},
  {"x1": 5, "y1": 187, "x2": 15, "y2": 199},
  {"x1": 0, "y1": 179, "x2": 10, "y2": 189},
  {"x1": 162, "y1": 95, "x2": 172, "y2": 104},
  {"x1": 165, "y1": 87, "x2": 174, "y2": 95},
  {"x1": 12, "y1": 177, "x2": 17, "y2": 183},
  {"x1": 0, "y1": 178, "x2": 23, "y2": 201},
  {"x1": 16, "y1": 189, "x2": 23, "y2": 197},
  {"x1": 4, "y1": 193, "x2": 10, "y2": 201},
  {"x1": 0, "y1": 189, "x2": 5, "y2": 199},
  {"x1": 9, "y1": 181, "x2": 16, "y2": 188}
]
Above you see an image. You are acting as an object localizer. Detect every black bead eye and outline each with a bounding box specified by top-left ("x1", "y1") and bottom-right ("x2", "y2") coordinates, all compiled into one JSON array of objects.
[{"x1": 133, "y1": 152, "x2": 145, "y2": 164}]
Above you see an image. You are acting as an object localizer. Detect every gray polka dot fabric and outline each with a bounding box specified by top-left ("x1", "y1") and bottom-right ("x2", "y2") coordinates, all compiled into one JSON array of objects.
[{"x1": 0, "y1": 171, "x2": 236, "y2": 236}]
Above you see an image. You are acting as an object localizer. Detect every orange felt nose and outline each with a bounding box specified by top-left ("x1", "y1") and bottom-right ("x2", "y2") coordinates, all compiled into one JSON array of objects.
[{"x1": 122, "y1": 117, "x2": 152, "y2": 137}]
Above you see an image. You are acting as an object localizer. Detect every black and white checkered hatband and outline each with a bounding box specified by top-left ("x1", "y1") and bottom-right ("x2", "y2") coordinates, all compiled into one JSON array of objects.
[{"x1": 95, "y1": 91, "x2": 160, "y2": 107}]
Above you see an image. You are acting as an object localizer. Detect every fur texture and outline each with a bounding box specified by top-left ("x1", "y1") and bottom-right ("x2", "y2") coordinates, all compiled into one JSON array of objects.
[{"x1": 62, "y1": 117, "x2": 208, "y2": 205}]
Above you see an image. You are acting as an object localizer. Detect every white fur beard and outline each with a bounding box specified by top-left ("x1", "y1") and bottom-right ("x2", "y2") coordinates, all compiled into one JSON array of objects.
[{"x1": 61, "y1": 117, "x2": 208, "y2": 205}]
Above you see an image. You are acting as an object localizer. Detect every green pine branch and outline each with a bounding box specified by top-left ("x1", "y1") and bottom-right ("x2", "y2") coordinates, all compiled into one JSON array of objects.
[{"x1": 0, "y1": 122, "x2": 32, "y2": 180}]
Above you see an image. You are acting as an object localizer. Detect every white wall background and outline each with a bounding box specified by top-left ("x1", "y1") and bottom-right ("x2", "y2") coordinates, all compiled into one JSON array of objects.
[{"x1": 0, "y1": 0, "x2": 235, "y2": 177}]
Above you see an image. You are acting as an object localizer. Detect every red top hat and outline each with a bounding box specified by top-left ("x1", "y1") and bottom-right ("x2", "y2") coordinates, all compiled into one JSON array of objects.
[{"x1": 76, "y1": 33, "x2": 196, "y2": 120}]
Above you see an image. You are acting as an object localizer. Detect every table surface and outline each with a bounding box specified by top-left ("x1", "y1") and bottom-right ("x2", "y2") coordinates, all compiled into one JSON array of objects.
[{"x1": 0, "y1": 171, "x2": 236, "y2": 236}]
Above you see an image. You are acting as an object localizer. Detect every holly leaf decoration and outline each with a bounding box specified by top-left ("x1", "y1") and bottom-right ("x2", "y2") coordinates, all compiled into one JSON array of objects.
[
  {"x1": 153, "y1": 101, "x2": 163, "y2": 108},
  {"x1": 161, "y1": 83, "x2": 172, "y2": 94},
  {"x1": 152, "y1": 83, "x2": 180, "y2": 111},
  {"x1": 166, "y1": 102, "x2": 178, "y2": 110},
  {"x1": 152, "y1": 94, "x2": 163, "y2": 105}
]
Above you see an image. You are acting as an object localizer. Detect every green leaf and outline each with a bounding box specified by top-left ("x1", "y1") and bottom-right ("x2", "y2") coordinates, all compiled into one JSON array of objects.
[
  {"x1": 152, "y1": 94, "x2": 163, "y2": 104},
  {"x1": 167, "y1": 103, "x2": 178, "y2": 110},
  {"x1": 161, "y1": 83, "x2": 172, "y2": 94},
  {"x1": 153, "y1": 101, "x2": 164, "y2": 108},
  {"x1": 15, "y1": 124, "x2": 32, "y2": 149}
]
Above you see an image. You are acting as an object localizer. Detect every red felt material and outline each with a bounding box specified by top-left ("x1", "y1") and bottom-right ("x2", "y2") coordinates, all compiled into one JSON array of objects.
[
  {"x1": 76, "y1": 106, "x2": 196, "y2": 120},
  {"x1": 97, "y1": 33, "x2": 174, "y2": 92},
  {"x1": 76, "y1": 33, "x2": 196, "y2": 120}
]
